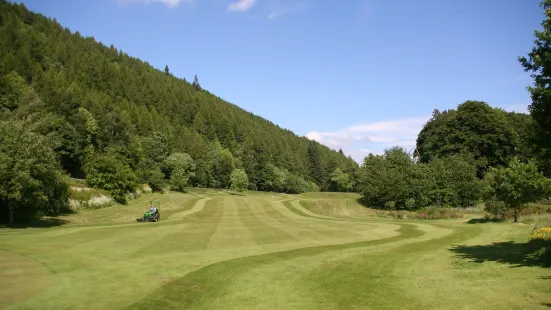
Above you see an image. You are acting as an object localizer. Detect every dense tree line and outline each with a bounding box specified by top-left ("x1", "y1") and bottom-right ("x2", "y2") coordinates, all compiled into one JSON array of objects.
[
  {"x1": 0, "y1": 0, "x2": 358, "y2": 222},
  {"x1": 358, "y1": 98, "x2": 551, "y2": 215},
  {"x1": 358, "y1": 147, "x2": 481, "y2": 210}
]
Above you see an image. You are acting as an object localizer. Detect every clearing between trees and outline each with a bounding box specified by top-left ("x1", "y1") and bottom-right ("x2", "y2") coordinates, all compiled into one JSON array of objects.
[{"x1": 0, "y1": 190, "x2": 549, "y2": 309}]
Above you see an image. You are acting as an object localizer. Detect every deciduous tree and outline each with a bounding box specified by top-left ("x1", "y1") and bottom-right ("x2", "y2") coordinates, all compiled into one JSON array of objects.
[
  {"x1": 485, "y1": 157, "x2": 551, "y2": 222},
  {"x1": 230, "y1": 169, "x2": 248, "y2": 192}
]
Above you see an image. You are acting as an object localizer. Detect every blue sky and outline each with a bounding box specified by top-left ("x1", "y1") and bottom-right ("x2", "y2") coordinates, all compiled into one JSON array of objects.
[{"x1": 17, "y1": 0, "x2": 543, "y2": 161}]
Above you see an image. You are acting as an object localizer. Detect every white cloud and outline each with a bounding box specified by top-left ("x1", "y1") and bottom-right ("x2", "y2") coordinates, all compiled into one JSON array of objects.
[
  {"x1": 119, "y1": 0, "x2": 192, "y2": 8},
  {"x1": 306, "y1": 131, "x2": 323, "y2": 142},
  {"x1": 267, "y1": 0, "x2": 310, "y2": 20},
  {"x1": 306, "y1": 116, "x2": 430, "y2": 163},
  {"x1": 228, "y1": 0, "x2": 256, "y2": 12}
]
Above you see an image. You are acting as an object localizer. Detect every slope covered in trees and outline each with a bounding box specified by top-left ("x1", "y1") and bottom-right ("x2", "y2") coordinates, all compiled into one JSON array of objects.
[{"x1": 0, "y1": 1, "x2": 357, "y2": 195}]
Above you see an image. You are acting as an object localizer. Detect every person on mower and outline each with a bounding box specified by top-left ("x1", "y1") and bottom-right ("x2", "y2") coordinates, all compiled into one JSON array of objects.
[{"x1": 151, "y1": 205, "x2": 157, "y2": 214}]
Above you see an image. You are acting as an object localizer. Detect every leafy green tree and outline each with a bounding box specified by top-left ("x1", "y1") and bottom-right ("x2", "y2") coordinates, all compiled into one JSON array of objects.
[
  {"x1": 0, "y1": 120, "x2": 69, "y2": 223},
  {"x1": 425, "y1": 154, "x2": 482, "y2": 208},
  {"x1": 485, "y1": 157, "x2": 551, "y2": 222},
  {"x1": 136, "y1": 159, "x2": 165, "y2": 192},
  {"x1": 164, "y1": 65, "x2": 170, "y2": 76},
  {"x1": 308, "y1": 140, "x2": 323, "y2": 185},
  {"x1": 519, "y1": 0, "x2": 551, "y2": 175},
  {"x1": 358, "y1": 147, "x2": 481, "y2": 210},
  {"x1": 416, "y1": 101, "x2": 520, "y2": 177},
  {"x1": 84, "y1": 154, "x2": 139, "y2": 203},
  {"x1": 504, "y1": 112, "x2": 536, "y2": 162},
  {"x1": 358, "y1": 147, "x2": 413, "y2": 209},
  {"x1": 141, "y1": 131, "x2": 170, "y2": 164},
  {"x1": 209, "y1": 144, "x2": 234, "y2": 188},
  {"x1": 162, "y1": 152, "x2": 195, "y2": 178},
  {"x1": 230, "y1": 169, "x2": 249, "y2": 192},
  {"x1": 329, "y1": 168, "x2": 352, "y2": 192},
  {"x1": 170, "y1": 168, "x2": 191, "y2": 192},
  {"x1": 163, "y1": 152, "x2": 195, "y2": 192}
]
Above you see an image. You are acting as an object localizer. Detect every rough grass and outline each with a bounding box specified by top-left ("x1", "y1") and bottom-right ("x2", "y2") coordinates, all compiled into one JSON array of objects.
[{"x1": 0, "y1": 190, "x2": 550, "y2": 309}]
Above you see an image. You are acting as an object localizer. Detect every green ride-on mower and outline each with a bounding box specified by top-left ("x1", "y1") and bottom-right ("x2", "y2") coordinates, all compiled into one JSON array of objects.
[{"x1": 137, "y1": 200, "x2": 160, "y2": 222}]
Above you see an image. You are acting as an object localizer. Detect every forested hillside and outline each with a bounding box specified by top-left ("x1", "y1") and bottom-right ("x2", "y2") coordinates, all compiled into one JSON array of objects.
[{"x1": 0, "y1": 1, "x2": 357, "y2": 196}]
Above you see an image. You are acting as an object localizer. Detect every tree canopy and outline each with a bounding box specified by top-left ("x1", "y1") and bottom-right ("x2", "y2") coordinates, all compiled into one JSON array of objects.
[
  {"x1": 358, "y1": 147, "x2": 481, "y2": 210},
  {"x1": 230, "y1": 169, "x2": 249, "y2": 192},
  {"x1": 416, "y1": 101, "x2": 523, "y2": 176},
  {"x1": 484, "y1": 158, "x2": 551, "y2": 222},
  {"x1": 519, "y1": 0, "x2": 551, "y2": 176}
]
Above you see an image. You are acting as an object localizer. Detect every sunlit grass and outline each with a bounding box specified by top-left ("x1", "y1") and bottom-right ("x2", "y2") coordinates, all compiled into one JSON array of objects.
[{"x1": 0, "y1": 190, "x2": 549, "y2": 309}]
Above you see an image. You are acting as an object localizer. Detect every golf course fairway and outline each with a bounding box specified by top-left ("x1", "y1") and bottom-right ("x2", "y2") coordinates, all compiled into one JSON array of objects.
[{"x1": 0, "y1": 190, "x2": 549, "y2": 309}]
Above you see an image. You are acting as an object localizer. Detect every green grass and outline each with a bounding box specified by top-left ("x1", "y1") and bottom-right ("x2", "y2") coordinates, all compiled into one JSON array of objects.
[{"x1": 0, "y1": 190, "x2": 550, "y2": 309}]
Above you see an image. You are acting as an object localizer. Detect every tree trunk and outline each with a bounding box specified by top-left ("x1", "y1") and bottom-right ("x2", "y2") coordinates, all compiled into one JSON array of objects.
[
  {"x1": 514, "y1": 206, "x2": 519, "y2": 223},
  {"x1": 8, "y1": 202, "x2": 16, "y2": 225}
]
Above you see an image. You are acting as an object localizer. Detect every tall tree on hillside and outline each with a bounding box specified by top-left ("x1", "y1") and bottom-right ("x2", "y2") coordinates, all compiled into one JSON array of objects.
[
  {"x1": 164, "y1": 65, "x2": 170, "y2": 76},
  {"x1": 308, "y1": 140, "x2": 323, "y2": 185},
  {"x1": 192, "y1": 74, "x2": 201, "y2": 91},
  {"x1": 519, "y1": 0, "x2": 551, "y2": 175}
]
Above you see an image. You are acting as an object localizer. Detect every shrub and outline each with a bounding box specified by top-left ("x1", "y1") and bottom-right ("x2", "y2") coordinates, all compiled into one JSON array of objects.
[
  {"x1": 69, "y1": 187, "x2": 113, "y2": 210},
  {"x1": 230, "y1": 169, "x2": 249, "y2": 192},
  {"x1": 390, "y1": 210, "x2": 409, "y2": 219},
  {"x1": 484, "y1": 198, "x2": 509, "y2": 220},
  {"x1": 534, "y1": 214, "x2": 551, "y2": 230},
  {"x1": 142, "y1": 184, "x2": 153, "y2": 193},
  {"x1": 170, "y1": 168, "x2": 191, "y2": 192},
  {"x1": 84, "y1": 154, "x2": 139, "y2": 203},
  {"x1": 136, "y1": 162, "x2": 165, "y2": 192},
  {"x1": 530, "y1": 227, "x2": 551, "y2": 241},
  {"x1": 414, "y1": 207, "x2": 463, "y2": 220}
]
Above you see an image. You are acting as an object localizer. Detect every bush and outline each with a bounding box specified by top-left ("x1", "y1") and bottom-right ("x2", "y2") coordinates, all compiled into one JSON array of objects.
[
  {"x1": 136, "y1": 163, "x2": 165, "y2": 192},
  {"x1": 170, "y1": 168, "x2": 191, "y2": 192},
  {"x1": 530, "y1": 227, "x2": 551, "y2": 241},
  {"x1": 230, "y1": 169, "x2": 249, "y2": 192},
  {"x1": 414, "y1": 207, "x2": 463, "y2": 220},
  {"x1": 390, "y1": 210, "x2": 409, "y2": 219},
  {"x1": 534, "y1": 214, "x2": 551, "y2": 230},
  {"x1": 69, "y1": 195, "x2": 114, "y2": 210},
  {"x1": 84, "y1": 154, "x2": 139, "y2": 203},
  {"x1": 484, "y1": 198, "x2": 509, "y2": 220}
]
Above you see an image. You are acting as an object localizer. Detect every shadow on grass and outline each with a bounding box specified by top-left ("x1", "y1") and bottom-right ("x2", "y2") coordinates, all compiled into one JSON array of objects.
[
  {"x1": 450, "y1": 240, "x2": 551, "y2": 268},
  {"x1": 466, "y1": 218, "x2": 503, "y2": 224},
  {"x1": 1, "y1": 217, "x2": 70, "y2": 229},
  {"x1": 229, "y1": 192, "x2": 245, "y2": 196}
]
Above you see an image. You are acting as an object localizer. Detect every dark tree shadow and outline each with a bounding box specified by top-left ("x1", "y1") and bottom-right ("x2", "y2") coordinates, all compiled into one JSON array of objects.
[
  {"x1": 449, "y1": 240, "x2": 551, "y2": 268},
  {"x1": 466, "y1": 218, "x2": 503, "y2": 224},
  {"x1": 542, "y1": 303, "x2": 551, "y2": 308},
  {"x1": 1, "y1": 217, "x2": 70, "y2": 229}
]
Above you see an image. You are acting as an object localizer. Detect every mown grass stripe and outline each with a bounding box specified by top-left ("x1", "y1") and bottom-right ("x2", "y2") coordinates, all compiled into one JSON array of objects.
[
  {"x1": 125, "y1": 224, "x2": 423, "y2": 310},
  {"x1": 134, "y1": 199, "x2": 224, "y2": 255},
  {"x1": 237, "y1": 197, "x2": 298, "y2": 245}
]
